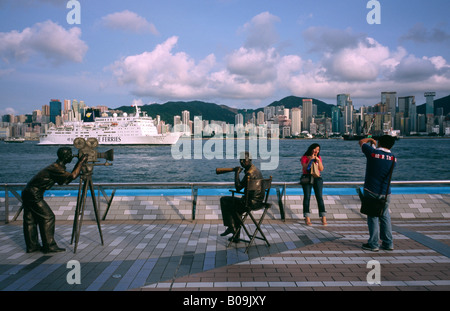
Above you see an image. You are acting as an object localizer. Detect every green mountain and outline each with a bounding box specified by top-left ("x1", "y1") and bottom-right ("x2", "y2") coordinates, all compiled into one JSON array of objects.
[
  {"x1": 244, "y1": 96, "x2": 333, "y2": 117},
  {"x1": 114, "y1": 94, "x2": 449, "y2": 125},
  {"x1": 116, "y1": 100, "x2": 238, "y2": 124},
  {"x1": 114, "y1": 96, "x2": 334, "y2": 124}
]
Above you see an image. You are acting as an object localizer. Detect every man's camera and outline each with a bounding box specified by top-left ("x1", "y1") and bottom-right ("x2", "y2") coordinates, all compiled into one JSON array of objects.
[{"x1": 73, "y1": 137, "x2": 114, "y2": 166}]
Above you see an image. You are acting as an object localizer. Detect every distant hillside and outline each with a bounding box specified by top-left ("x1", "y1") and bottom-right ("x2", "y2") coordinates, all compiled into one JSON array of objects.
[
  {"x1": 116, "y1": 100, "x2": 237, "y2": 124},
  {"x1": 115, "y1": 96, "x2": 334, "y2": 125},
  {"x1": 237, "y1": 95, "x2": 333, "y2": 118},
  {"x1": 269, "y1": 96, "x2": 332, "y2": 116},
  {"x1": 417, "y1": 94, "x2": 450, "y2": 116},
  {"x1": 114, "y1": 94, "x2": 449, "y2": 125}
]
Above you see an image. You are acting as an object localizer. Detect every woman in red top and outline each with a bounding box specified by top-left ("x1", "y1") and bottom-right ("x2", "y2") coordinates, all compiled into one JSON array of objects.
[{"x1": 300, "y1": 143, "x2": 327, "y2": 226}]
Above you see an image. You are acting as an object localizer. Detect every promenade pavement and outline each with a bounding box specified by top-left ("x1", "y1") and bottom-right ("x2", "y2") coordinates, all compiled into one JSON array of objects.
[{"x1": 0, "y1": 217, "x2": 449, "y2": 293}]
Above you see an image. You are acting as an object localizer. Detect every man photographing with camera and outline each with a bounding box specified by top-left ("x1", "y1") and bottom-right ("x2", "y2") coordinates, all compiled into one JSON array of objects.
[
  {"x1": 358, "y1": 135, "x2": 397, "y2": 252},
  {"x1": 22, "y1": 147, "x2": 88, "y2": 253}
]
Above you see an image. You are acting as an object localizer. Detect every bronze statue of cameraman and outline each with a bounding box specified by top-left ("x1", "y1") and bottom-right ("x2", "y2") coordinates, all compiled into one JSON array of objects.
[
  {"x1": 218, "y1": 152, "x2": 264, "y2": 242},
  {"x1": 22, "y1": 147, "x2": 88, "y2": 253}
]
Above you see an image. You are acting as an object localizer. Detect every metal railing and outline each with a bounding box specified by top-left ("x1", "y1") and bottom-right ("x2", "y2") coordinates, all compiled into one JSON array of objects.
[{"x1": 2, "y1": 180, "x2": 450, "y2": 223}]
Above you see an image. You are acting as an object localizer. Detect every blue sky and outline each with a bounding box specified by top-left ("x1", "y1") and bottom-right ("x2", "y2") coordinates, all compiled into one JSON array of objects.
[{"x1": 1, "y1": 0, "x2": 450, "y2": 116}]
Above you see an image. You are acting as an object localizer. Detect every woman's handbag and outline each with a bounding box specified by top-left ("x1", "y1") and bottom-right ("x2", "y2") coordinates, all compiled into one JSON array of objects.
[
  {"x1": 311, "y1": 162, "x2": 321, "y2": 178},
  {"x1": 300, "y1": 174, "x2": 312, "y2": 185},
  {"x1": 360, "y1": 157, "x2": 395, "y2": 217}
]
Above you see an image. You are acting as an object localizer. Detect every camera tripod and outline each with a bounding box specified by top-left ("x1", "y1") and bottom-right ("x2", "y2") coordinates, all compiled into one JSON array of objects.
[{"x1": 70, "y1": 165, "x2": 104, "y2": 253}]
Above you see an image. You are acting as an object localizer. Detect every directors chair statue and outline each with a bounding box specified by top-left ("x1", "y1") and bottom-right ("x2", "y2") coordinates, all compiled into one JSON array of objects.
[{"x1": 227, "y1": 176, "x2": 273, "y2": 253}]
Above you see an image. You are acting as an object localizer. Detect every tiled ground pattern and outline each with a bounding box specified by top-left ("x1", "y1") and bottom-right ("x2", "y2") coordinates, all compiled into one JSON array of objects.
[
  {"x1": 2, "y1": 192, "x2": 449, "y2": 222},
  {"x1": 0, "y1": 218, "x2": 449, "y2": 291}
]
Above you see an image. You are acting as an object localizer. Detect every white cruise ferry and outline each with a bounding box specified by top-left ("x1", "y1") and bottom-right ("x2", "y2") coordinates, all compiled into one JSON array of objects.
[{"x1": 38, "y1": 106, "x2": 182, "y2": 145}]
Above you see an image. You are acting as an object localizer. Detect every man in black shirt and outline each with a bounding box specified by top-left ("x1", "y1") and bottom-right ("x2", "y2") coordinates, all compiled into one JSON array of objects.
[
  {"x1": 22, "y1": 147, "x2": 87, "y2": 253},
  {"x1": 219, "y1": 152, "x2": 264, "y2": 242}
]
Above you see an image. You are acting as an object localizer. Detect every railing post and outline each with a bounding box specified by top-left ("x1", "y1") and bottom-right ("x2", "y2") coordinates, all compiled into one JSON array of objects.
[
  {"x1": 283, "y1": 183, "x2": 287, "y2": 221},
  {"x1": 191, "y1": 184, "x2": 198, "y2": 220},
  {"x1": 4, "y1": 184, "x2": 9, "y2": 224},
  {"x1": 276, "y1": 187, "x2": 285, "y2": 221}
]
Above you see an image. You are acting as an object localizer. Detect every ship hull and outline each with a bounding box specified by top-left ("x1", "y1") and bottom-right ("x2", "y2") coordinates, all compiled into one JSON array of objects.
[{"x1": 38, "y1": 133, "x2": 181, "y2": 145}]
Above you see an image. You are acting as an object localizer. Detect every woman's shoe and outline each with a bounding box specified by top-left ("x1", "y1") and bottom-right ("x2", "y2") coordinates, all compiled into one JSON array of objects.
[
  {"x1": 321, "y1": 217, "x2": 328, "y2": 226},
  {"x1": 304, "y1": 217, "x2": 312, "y2": 226}
]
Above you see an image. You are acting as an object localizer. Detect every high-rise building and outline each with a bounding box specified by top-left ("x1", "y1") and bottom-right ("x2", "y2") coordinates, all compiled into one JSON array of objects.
[
  {"x1": 256, "y1": 111, "x2": 265, "y2": 125},
  {"x1": 344, "y1": 101, "x2": 353, "y2": 133},
  {"x1": 425, "y1": 92, "x2": 435, "y2": 115},
  {"x1": 398, "y1": 96, "x2": 416, "y2": 134},
  {"x1": 49, "y1": 99, "x2": 61, "y2": 124},
  {"x1": 235, "y1": 113, "x2": 244, "y2": 126},
  {"x1": 264, "y1": 106, "x2": 276, "y2": 121},
  {"x1": 181, "y1": 110, "x2": 190, "y2": 133},
  {"x1": 336, "y1": 94, "x2": 352, "y2": 134},
  {"x1": 64, "y1": 99, "x2": 71, "y2": 112},
  {"x1": 291, "y1": 107, "x2": 302, "y2": 136},
  {"x1": 302, "y1": 99, "x2": 313, "y2": 132},
  {"x1": 42, "y1": 104, "x2": 50, "y2": 116},
  {"x1": 409, "y1": 98, "x2": 417, "y2": 133},
  {"x1": 182, "y1": 110, "x2": 190, "y2": 124},
  {"x1": 382, "y1": 92, "x2": 396, "y2": 129},
  {"x1": 283, "y1": 108, "x2": 290, "y2": 119},
  {"x1": 381, "y1": 92, "x2": 396, "y2": 116},
  {"x1": 336, "y1": 94, "x2": 349, "y2": 107},
  {"x1": 331, "y1": 106, "x2": 341, "y2": 134}
]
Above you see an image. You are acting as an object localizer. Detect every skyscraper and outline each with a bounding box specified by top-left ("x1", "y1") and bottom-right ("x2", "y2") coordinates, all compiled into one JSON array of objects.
[
  {"x1": 336, "y1": 94, "x2": 352, "y2": 134},
  {"x1": 49, "y1": 99, "x2": 61, "y2": 124},
  {"x1": 182, "y1": 110, "x2": 191, "y2": 134},
  {"x1": 235, "y1": 113, "x2": 244, "y2": 126},
  {"x1": 425, "y1": 92, "x2": 435, "y2": 116},
  {"x1": 331, "y1": 106, "x2": 341, "y2": 134},
  {"x1": 256, "y1": 111, "x2": 265, "y2": 125},
  {"x1": 291, "y1": 107, "x2": 301, "y2": 135},
  {"x1": 302, "y1": 99, "x2": 313, "y2": 132},
  {"x1": 398, "y1": 96, "x2": 416, "y2": 134},
  {"x1": 381, "y1": 92, "x2": 396, "y2": 116},
  {"x1": 425, "y1": 92, "x2": 436, "y2": 133}
]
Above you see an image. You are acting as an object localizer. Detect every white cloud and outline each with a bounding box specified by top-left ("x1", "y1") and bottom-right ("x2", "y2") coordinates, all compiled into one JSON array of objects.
[
  {"x1": 393, "y1": 55, "x2": 438, "y2": 82},
  {"x1": 0, "y1": 107, "x2": 18, "y2": 115},
  {"x1": 109, "y1": 36, "x2": 218, "y2": 99},
  {"x1": 226, "y1": 47, "x2": 279, "y2": 83},
  {"x1": 303, "y1": 26, "x2": 364, "y2": 53},
  {"x1": 400, "y1": 23, "x2": 450, "y2": 44},
  {"x1": 101, "y1": 10, "x2": 159, "y2": 35},
  {"x1": 241, "y1": 11, "x2": 280, "y2": 50},
  {"x1": 108, "y1": 14, "x2": 450, "y2": 106},
  {"x1": 324, "y1": 37, "x2": 391, "y2": 81},
  {"x1": 0, "y1": 20, "x2": 87, "y2": 65}
]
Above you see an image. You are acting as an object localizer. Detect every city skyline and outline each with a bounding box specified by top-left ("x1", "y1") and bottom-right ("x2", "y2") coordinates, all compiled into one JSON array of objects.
[
  {"x1": 1, "y1": 1, "x2": 450, "y2": 116},
  {"x1": 2, "y1": 90, "x2": 448, "y2": 140},
  {"x1": 2, "y1": 90, "x2": 446, "y2": 120}
]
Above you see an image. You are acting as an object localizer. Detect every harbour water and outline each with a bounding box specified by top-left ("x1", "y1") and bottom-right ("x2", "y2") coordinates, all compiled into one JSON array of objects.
[{"x1": 0, "y1": 138, "x2": 449, "y2": 184}]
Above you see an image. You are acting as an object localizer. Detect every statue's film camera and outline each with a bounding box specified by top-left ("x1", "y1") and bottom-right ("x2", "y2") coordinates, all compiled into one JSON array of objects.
[{"x1": 73, "y1": 137, "x2": 114, "y2": 166}]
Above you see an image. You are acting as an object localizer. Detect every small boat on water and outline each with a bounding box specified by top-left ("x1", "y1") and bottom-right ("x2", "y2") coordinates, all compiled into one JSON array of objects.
[{"x1": 4, "y1": 137, "x2": 25, "y2": 143}]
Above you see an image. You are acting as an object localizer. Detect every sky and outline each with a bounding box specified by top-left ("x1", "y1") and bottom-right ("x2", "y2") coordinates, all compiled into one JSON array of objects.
[{"x1": 1, "y1": 0, "x2": 450, "y2": 116}]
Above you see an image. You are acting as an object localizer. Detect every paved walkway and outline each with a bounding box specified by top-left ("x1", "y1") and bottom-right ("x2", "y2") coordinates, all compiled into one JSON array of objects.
[{"x1": 1, "y1": 218, "x2": 449, "y2": 292}]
